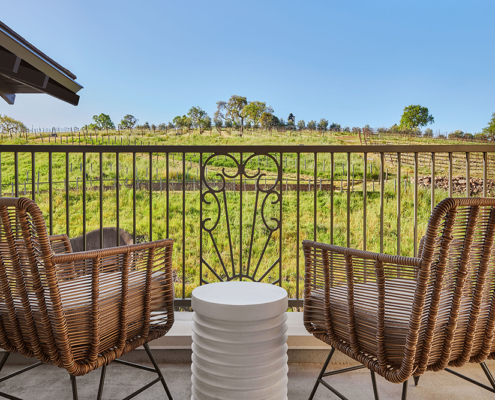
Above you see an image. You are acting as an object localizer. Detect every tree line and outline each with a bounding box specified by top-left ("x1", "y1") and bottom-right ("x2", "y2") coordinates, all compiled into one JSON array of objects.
[{"x1": 2, "y1": 101, "x2": 495, "y2": 141}]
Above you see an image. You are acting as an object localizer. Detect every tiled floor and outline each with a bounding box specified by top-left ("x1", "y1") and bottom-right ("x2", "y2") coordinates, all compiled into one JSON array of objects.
[{"x1": 0, "y1": 361, "x2": 493, "y2": 399}]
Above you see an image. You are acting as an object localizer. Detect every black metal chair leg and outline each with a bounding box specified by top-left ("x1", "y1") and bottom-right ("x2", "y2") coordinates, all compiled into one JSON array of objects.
[
  {"x1": 70, "y1": 375, "x2": 78, "y2": 400},
  {"x1": 370, "y1": 370, "x2": 380, "y2": 400},
  {"x1": 309, "y1": 347, "x2": 335, "y2": 400},
  {"x1": 401, "y1": 379, "x2": 408, "y2": 400},
  {"x1": 143, "y1": 343, "x2": 173, "y2": 400},
  {"x1": 413, "y1": 375, "x2": 420, "y2": 386},
  {"x1": 0, "y1": 352, "x2": 10, "y2": 373},
  {"x1": 480, "y1": 362, "x2": 495, "y2": 390},
  {"x1": 97, "y1": 365, "x2": 107, "y2": 400}
]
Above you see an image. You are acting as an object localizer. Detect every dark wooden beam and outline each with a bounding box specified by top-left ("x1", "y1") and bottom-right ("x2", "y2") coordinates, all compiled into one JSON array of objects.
[
  {"x1": 0, "y1": 76, "x2": 15, "y2": 104},
  {"x1": 0, "y1": 46, "x2": 79, "y2": 106}
]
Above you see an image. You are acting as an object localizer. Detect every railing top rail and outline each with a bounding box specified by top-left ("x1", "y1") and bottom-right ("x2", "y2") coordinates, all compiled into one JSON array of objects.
[{"x1": 1, "y1": 144, "x2": 495, "y2": 153}]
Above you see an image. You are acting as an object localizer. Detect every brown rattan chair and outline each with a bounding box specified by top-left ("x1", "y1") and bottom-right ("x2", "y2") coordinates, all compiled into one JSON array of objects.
[
  {"x1": 303, "y1": 197, "x2": 495, "y2": 399},
  {"x1": 0, "y1": 197, "x2": 175, "y2": 399}
]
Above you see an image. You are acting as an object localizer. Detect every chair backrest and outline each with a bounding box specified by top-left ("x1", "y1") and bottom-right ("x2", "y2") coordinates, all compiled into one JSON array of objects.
[
  {"x1": 0, "y1": 197, "x2": 59, "y2": 364},
  {"x1": 415, "y1": 197, "x2": 495, "y2": 374}
]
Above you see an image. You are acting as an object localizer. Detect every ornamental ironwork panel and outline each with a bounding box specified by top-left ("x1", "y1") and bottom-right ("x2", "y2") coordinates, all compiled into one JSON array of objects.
[{"x1": 200, "y1": 152, "x2": 282, "y2": 285}]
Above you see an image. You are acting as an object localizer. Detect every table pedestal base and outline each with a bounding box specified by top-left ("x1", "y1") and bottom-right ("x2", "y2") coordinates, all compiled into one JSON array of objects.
[{"x1": 191, "y1": 312, "x2": 288, "y2": 400}]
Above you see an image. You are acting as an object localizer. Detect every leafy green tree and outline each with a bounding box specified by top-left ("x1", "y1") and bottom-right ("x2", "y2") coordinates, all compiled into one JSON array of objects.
[
  {"x1": 317, "y1": 119, "x2": 328, "y2": 131},
  {"x1": 0, "y1": 115, "x2": 27, "y2": 134},
  {"x1": 187, "y1": 106, "x2": 210, "y2": 134},
  {"x1": 307, "y1": 120, "x2": 316, "y2": 131},
  {"x1": 482, "y1": 113, "x2": 495, "y2": 141},
  {"x1": 215, "y1": 95, "x2": 248, "y2": 134},
  {"x1": 158, "y1": 123, "x2": 166, "y2": 130},
  {"x1": 120, "y1": 114, "x2": 137, "y2": 130},
  {"x1": 329, "y1": 122, "x2": 341, "y2": 132},
  {"x1": 399, "y1": 105, "x2": 434, "y2": 129},
  {"x1": 424, "y1": 128, "x2": 434, "y2": 137},
  {"x1": 173, "y1": 115, "x2": 192, "y2": 130},
  {"x1": 259, "y1": 112, "x2": 278, "y2": 130},
  {"x1": 297, "y1": 120, "x2": 305, "y2": 130},
  {"x1": 241, "y1": 101, "x2": 273, "y2": 126},
  {"x1": 92, "y1": 113, "x2": 115, "y2": 133}
]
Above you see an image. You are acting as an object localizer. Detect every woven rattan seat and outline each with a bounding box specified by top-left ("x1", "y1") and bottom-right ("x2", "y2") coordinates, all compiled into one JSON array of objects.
[
  {"x1": 0, "y1": 197, "x2": 175, "y2": 399},
  {"x1": 304, "y1": 197, "x2": 495, "y2": 399}
]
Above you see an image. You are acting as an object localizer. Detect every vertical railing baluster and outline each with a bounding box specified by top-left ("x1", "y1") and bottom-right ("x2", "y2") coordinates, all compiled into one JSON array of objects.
[
  {"x1": 116, "y1": 152, "x2": 120, "y2": 246},
  {"x1": 466, "y1": 152, "x2": 470, "y2": 197},
  {"x1": 296, "y1": 152, "x2": 300, "y2": 291},
  {"x1": 182, "y1": 152, "x2": 186, "y2": 299},
  {"x1": 166, "y1": 153, "x2": 169, "y2": 238},
  {"x1": 14, "y1": 152, "x2": 18, "y2": 197},
  {"x1": 82, "y1": 152, "x2": 86, "y2": 250},
  {"x1": 431, "y1": 153, "x2": 435, "y2": 213},
  {"x1": 132, "y1": 152, "x2": 136, "y2": 244},
  {"x1": 448, "y1": 152, "x2": 453, "y2": 198},
  {"x1": 65, "y1": 152, "x2": 68, "y2": 237},
  {"x1": 314, "y1": 153, "x2": 317, "y2": 241},
  {"x1": 347, "y1": 153, "x2": 350, "y2": 248},
  {"x1": 397, "y1": 153, "x2": 401, "y2": 257},
  {"x1": 414, "y1": 152, "x2": 418, "y2": 257},
  {"x1": 483, "y1": 152, "x2": 488, "y2": 197},
  {"x1": 31, "y1": 153, "x2": 36, "y2": 202},
  {"x1": 48, "y1": 152, "x2": 52, "y2": 236},
  {"x1": 199, "y1": 152, "x2": 203, "y2": 287},
  {"x1": 99, "y1": 152, "x2": 103, "y2": 249},
  {"x1": 380, "y1": 152, "x2": 384, "y2": 253},
  {"x1": 240, "y1": 153, "x2": 243, "y2": 279},
  {"x1": 149, "y1": 152, "x2": 153, "y2": 241},
  {"x1": 363, "y1": 153, "x2": 367, "y2": 252},
  {"x1": 330, "y1": 153, "x2": 334, "y2": 245}
]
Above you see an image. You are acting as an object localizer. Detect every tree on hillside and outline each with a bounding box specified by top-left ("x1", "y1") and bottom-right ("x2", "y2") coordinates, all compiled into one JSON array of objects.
[
  {"x1": 173, "y1": 115, "x2": 192, "y2": 131},
  {"x1": 0, "y1": 115, "x2": 27, "y2": 135},
  {"x1": 424, "y1": 128, "x2": 434, "y2": 138},
  {"x1": 215, "y1": 95, "x2": 248, "y2": 135},
  {"x1": 259, "y1": 112, "x2": 279, "y2": 130},
  {"x1": 400, "y1": 105, "x2": 434, "y2": 129},
  {"x1": 307, "y1": 120, "x2": 316, "y2": 131},
  {"x1": 120, "y1": 114, "x2": 137, "y2": 130},
  {"x1": 242, "y1": 101, "x2": 273, "y2": 127},
  {"x1": 297, "y1": 120, "x2": 306, "y2": 130},
  {"x1": 92, "y1": 113, "x2": 115, "y2": 133},
  {"x1": 187, "y1": 106, "x2": 210, "y2": 134},
  {"x1": 482, "y1": 112, "x2": 495, "y2": 141},
  {"x1": 317, "y1": 119, "x2": 328, "y2": 132},
  {"x1": 329, "y1": 122, "x2": 341, "y2": 132}
]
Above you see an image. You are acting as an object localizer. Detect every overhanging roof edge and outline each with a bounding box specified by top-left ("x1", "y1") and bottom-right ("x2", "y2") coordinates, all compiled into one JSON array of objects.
[{"x1": 0, "y1": 27, "x2": 83, "y2": 94}]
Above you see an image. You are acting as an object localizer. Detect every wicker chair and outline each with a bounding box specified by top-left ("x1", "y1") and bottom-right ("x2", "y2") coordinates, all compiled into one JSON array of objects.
[
  {"x1": 0, "y1": 197, "x2": 175, "y2": 399},
  {"x1": 304, "y1": 197, "x2": 495, "y2": 399}
]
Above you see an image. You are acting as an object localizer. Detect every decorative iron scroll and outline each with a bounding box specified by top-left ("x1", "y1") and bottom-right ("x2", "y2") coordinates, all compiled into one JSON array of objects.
[{"x1": 200, "y1": 153, "x2": 281, "y2": 285}]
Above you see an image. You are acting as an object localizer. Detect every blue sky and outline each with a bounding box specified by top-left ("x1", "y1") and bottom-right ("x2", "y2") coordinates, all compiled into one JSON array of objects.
[{"x1": 1, "y1": 0, "x2": 494, "y2": 133}]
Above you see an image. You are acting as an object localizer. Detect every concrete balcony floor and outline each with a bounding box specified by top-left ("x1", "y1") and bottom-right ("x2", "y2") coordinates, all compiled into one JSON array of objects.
[{"x1": 0, "y1": 359, "x2": 493, "y2": 399}]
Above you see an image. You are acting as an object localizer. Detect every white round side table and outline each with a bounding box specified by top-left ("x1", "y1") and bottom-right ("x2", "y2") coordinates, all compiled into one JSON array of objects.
[{"x1": 191, "y1": 281, "x2": 288, "y2": 400}]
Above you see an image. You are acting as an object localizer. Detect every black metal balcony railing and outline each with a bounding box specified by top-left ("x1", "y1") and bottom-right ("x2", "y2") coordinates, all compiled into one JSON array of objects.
[{"x1": 0, "y1": 144, "x2": 493, "y2": 307}]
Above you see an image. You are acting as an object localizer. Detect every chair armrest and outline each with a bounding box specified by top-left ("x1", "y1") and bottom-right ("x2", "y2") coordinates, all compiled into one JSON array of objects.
[
  {"x1": 52, "y1": 239, "x2": 173, "y2": 265},
  {"x1": 49, "y1": 234, "x2": 73, "y2": 254},
  {"x1": 303, "y1": 240, "x2": 421, "y2": 267}
]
